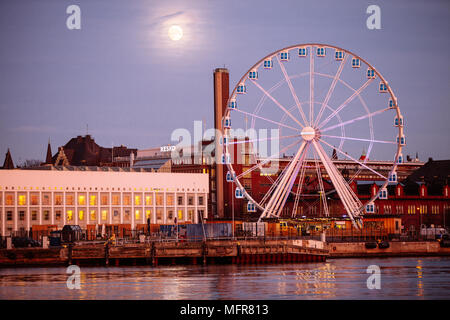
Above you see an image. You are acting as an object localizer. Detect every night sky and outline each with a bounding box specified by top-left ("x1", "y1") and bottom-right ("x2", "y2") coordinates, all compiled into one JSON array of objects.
[{"x1": 0, "y1": 0, "x2": 449, "y2": 165}]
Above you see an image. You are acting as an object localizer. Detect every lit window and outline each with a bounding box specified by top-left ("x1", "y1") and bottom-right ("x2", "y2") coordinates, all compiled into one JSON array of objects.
[
  {"x1": 145, "y1": 195, "x2": 152, "y2": 206},
  {"x1": 90, "y1": 195, "x2": 97, "y2": 206},
  {"x1": 178, "y1": 209, "x2": 183, "y2": 220},
  {"x1": 135, "y1": 209, "x2": 140, "y2": 220},
  {"x1": 18, "y1": 195, "x2": 26, "y2": 206},
  {"x1": 135, "y1": 195, "x2": 141, "y2": 206},
  {"x1": 101, "y1": 210, "x2": 108, "y2": 221},
  {"x1": 145, "y1": 209, "x2": 152, "y2": 219},
  {"x1": 67, "y1": 210, "x2": 73, "y2": 221},
  {"x1": 78, "y1": 195, "x2": 86, "y2": 205},
  {"x1": 79, "y1": 210, "x2": 84, "y2": 220},
  {"x1": 90, "y1": 210, "x2": 96, "y2": 220}
]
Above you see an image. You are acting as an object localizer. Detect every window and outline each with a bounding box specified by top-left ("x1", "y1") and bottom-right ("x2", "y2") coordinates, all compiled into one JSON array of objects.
[
  {"x1": 32, "y1": 210, "x2": 38, "y2": 221},
  {"x1": 113, "y1": 210, "x2": 119, "y2": 217},
  {"x1": 167, "y1": 210, "x2": 173, "y2": 220},
  {"x1": 7, "y1": 211, "x2": 13, "y2": 221},
  {"x1": 66, "y1": 194, "x2": 74, "y2": 205},
  {"x1": 145, "y1": 195, "x2": 153, "y2": 206},
  {"x1": 78, "y1": 195, "x2": 86, "y2": 206},
  {"x1": 31, "y1": 194, "x2": 39, "y2": 205},
  {"x1": 177, "y1": 209, "x2": 184, "y2": 220},
  {"x1": 101, "y1": 195, "x2": 108, "y2": 206},
  {"x1": 67, "y1": 210, "x2": 73, "y2": 221},
  {"x1": 156, "y1": 194, "x2": 163, "y2": 206},
  {"x1": 55, "y1": 210, "x2": 61, "y2": 221},
  {"x1": 101, "y1": 210, "x2": 108, "y2": 221},
  {"x1": 188, "y1": 196, "x2": 194, "y2": 206},
  {"x1": 6, "y1": 194, "x2": 14, "y2": 205},
  {"x1": 42, "y1": 194, "x2": 51, "y2": 205},
  {"x1": 145, "y1": 209, "x2": 152, "y2": 220},
  {"x1": 124, "y1": 209, "x2": 130, "y2": 220},
  {"x1": 90, "y1": 210, "x2": 96, "y2": 220},
  {"x1": 18, "y1": 195, "x2": 26, "y2": 206},
  {"x1": 112, "y1": 195, "x2": 120, "y2": 205},
  {"x1": 89, "y1": 195, "x2": 97, "y2": 206},
  {"x1": 188, "y1": 209, "x2": 194, "y2": 222},
  {"x1": 135, "y1": 209, "x2": 140, "y2": 220},
  {"x1": 43, "y1": 210, "x2": 49, "y2": 221},
  {"x1": 123, "y1": 195, "x2": 131, "y2": 206},
  {"x1": 156, "y1": 208, "x2": 163, "y2": 221},
  {"x1": 177, "y1": 196, "x2": 183, "y2": 206},
  {"x1": 55, "y1": 194, "x2": 63, "y2": 205},
  {"x1": 135, "y1": 195, "x2": 141, "y2": 206},
  {"x1": 19, "y1": 211, "x2": 25, "y2": 221},
  {"x1": 78, "y1": 210, "x2": 84, "y2": 220},
  {"x1": 167, "y1": 194, "x2": 174, "y2": 206},
  {"x1": 198, "y1": 196, "x2": 204, "y2": 206}
]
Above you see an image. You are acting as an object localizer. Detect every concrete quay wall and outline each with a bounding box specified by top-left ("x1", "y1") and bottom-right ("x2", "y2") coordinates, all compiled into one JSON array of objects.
[{"x1": 328, "y1": 241, "x2": 450, "y2": 258}]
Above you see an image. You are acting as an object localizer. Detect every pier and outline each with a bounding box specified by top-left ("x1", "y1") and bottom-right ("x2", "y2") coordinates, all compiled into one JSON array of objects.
[{"x1": 0, "y1": 239, "x2": 328, "y2": 267}]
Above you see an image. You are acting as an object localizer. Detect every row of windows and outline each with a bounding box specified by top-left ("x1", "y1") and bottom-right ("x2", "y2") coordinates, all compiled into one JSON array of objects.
[
  {"x1": 0, "y1": 207, "x2": 205, "y2": 223},
  {"x1": 0, "y1": 193, "x2": 205, "y2": 207}
]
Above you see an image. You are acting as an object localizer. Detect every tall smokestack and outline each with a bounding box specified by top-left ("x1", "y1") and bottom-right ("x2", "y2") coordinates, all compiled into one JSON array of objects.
[{"x1": 214, "y1": 68, "x2": 229, "y2": 218}]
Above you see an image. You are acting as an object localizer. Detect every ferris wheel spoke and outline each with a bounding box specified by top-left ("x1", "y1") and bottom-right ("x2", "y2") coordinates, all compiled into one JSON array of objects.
[
  {"x1": 272, "y1": 144, "x2": 310, "y2": 218},
  {"x1": 260, "y1": 160, "x2": 293, "y2": 206},
  {"x1": 312, "y1": 140, "x2": 363, "y2": 228},
  {"x1": 275, "y1": 55, "x2": 309, "y2": 126},
  {"x1": 236, "y1": 139, "x2": 301, "y2": 180},
  {"x1": 318, "y1": 138, "x2": 387, "y2": 180},
  {"x1": 321, "y1": 107, "x2": 390, "y2": 134},
  {"x1": 291, "y1": 155, "x2": 308, "y2": 217},
  {"x1": 233, "y1": 108, "x2": 302, "y2": 132},
  {"x1": 250, "y1": 80, "x2": 305, "y2": 129},
  {"x1": 321, "y1": 134, "x2": 396, "y2": 145},
  {"x1": 314, "y1": 55, "x2": 349, "y2": 127},
  {"x1": 259, "y1": 141, "x2": 308, "y2": 220},
  {"x1": 318, "y1": 78, "x2": 374, "y2": 130},
  {"x1": 309, "y1": 45, "x2": 315, "y2": 125},
  {"x1": 312, "y1": 148, "x2": 330, "y2": 217}
]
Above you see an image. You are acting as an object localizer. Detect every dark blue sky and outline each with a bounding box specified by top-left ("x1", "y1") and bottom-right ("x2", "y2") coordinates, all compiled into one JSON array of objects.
[{"x1": 0, "y1": 0, "x2": 449, "y2": 164}]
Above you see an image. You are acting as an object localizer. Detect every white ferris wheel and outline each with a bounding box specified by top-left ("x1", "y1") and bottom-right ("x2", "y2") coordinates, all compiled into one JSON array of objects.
[{"x1": 222, "y1": 43, "x2": 405, "y2": 229}]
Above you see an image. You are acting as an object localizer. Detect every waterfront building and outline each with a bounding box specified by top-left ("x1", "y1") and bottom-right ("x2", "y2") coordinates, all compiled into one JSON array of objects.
[{"x1": 0, "y1": 168, "x2": 208, "y2": 236}]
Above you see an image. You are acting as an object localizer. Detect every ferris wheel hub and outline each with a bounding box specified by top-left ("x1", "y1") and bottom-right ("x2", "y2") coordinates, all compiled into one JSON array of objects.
[{"x1": 301, "y1": 126, "x2": 316, "y2": 141}]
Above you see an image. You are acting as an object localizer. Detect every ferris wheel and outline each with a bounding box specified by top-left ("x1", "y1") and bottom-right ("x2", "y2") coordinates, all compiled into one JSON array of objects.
[{"x1": 222, "y1": 43, "x2": 405, "y2": 229}]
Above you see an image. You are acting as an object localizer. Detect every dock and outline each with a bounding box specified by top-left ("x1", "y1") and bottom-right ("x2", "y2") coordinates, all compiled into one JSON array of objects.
[{"x1": 0, "y1": 239, "x2": 328, "y2": 267}]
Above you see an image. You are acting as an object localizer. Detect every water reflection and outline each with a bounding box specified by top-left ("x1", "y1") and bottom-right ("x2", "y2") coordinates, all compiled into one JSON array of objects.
[{"x1": 0, "y1": 257, "x2": 449, "y2": 300}]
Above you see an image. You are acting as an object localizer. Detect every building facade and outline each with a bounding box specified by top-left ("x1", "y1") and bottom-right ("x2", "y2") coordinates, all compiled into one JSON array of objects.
[{"x1": 0, "y1": 168, "x2": 208, "y2": 236}]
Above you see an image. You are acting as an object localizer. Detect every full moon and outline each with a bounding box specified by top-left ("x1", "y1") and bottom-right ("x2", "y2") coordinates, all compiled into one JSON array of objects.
[{"x1": 168, "y1": 25, "x2": 183, "y2": 41}]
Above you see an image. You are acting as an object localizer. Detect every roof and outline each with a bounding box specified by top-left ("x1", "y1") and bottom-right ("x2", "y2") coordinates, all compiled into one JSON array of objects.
[
  {"x1": 404, "y1": 159, "x2": 450, "y2": 185},
  {"x1": 2, "y1": 149, "x2": 14, "y2": 169}
]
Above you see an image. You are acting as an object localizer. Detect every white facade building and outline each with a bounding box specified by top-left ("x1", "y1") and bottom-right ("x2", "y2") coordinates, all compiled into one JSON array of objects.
[{"x1": 0, "y1": 169, "x2": 208, "y2": 236}]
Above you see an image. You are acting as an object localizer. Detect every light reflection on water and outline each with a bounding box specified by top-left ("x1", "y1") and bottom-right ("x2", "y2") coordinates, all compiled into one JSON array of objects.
[{"x1": 0, "y1": 257, "x2": 449, "y2": 299}]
